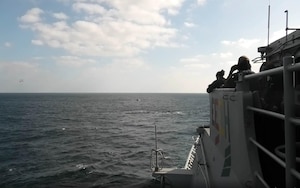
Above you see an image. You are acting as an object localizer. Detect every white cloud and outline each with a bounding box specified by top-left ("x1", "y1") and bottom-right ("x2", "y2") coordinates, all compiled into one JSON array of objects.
[
  {"x1": 0, "y1": 58, "x2": 205, "y2": 93},
  {"x1": 179, "y1": 54, "x2": 211, "y2": 71},
  {"x1": 0, "y1": 56, "x2": 218, "y2": 93},
  {"x1": 221, "y1": 41, "x2": 231, "y2": 45},
  {"x1": 221, "y1": 38, "x2": 260, "y2": 48},
  {"x1": 220, "y1": 52, "x2": 233, "y2": 59},
  {"x1": 19, "y1": 8, "x2": 44, "y2": 23},
  {"x1": 32, "y1": 40, "x2": 43, "y2": 45},
  {"x1": 0, "y1": 61, "x2": 43, "y2": 92},
  {"x1": 52, "y1": 12, "x2": 69, "y2": 20},
  {"x1": 19, "y1": 0, "x2": 184, "y2": 57},
  {"x1": 72, "y1": 2, "x2": 106, "y2": 15},
  {"x1": 107, "y1": 0, "x2": 185, "y2": 16},
  {"x1": 178, "y1": 52, "x2": 240, "y2": 85},
  {"x1": 0, "y1": 61, "x2": 38, "y2": 71},
  {"x1": 269, "y1": 29, "x2": 286, "y2": 44},
  {"x1": 60, "y1": 57, "x2": 153, "y2": 92},
  {"x1": 184, "y1": 22, "x2": 196, "y2": 27},
  {"x1": 180, "y1": 52, "x2": 233, "y2": 65},
  {"x1": 197, "y1": 0, "x2": 206, "y2": 6},
  {"x1": 54, "y1": 56, "x2": 97, "y2": 67},
  {"x1": 110, "y1": 58, "x2": 149, "y2": 71}
]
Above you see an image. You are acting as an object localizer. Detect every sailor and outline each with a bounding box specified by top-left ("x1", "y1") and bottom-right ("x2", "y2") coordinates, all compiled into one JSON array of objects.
[
  {"x1": 206, "y1": 70, "x2": 225, "y2": 93},
  {"x1": 223, "y1": 56, "x2": 253, "y2": 88}
]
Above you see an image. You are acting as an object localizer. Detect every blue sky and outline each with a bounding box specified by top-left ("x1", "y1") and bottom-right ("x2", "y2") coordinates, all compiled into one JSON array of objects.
[{"x1": 1, "y1": 0, "x2": 300, "y2": 93}]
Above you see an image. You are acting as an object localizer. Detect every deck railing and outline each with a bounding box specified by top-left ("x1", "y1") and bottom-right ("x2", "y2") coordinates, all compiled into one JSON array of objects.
[
  {"x1": 184, "y1": 137, "x2": 198, "y2": 170},
  {"x1": 243, "y1": 56, "x2": 300, "y2": 188}
]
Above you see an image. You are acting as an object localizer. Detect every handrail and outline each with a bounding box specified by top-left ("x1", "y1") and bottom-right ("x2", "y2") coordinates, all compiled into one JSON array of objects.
[
  {"x1": 185, "y1": 132, "x2": 210, "y2": 187},
  {"x1": 244, "y1": 58, "x2": 300, "y2": 81},
  {"x1": 184, "y1": 136, "x2": 199, "y2": 169},
  {"x1": 290, "y1": 117, "x2": 300, "y2": 126},
  {"x1": 247, "y1": 107, "x2": 300, "y2": 126},
  {"x1": 283, "y1": 56, "x2": 297, "y2": 187},
  {"x1": 254, "y1": 171, "x2": 270, "y2": 188},
  {"x1": 245, "y1": 56, "x2": 300, "y2": 187},
  {"x1": 198, "y1": 133, "x2": 210, "y2": 188},
  {"x1": 291, "y1": 169, "x2": 300, "y2": 180},
  {"x1": 244, "y1": 66, "x2": 283, "y2": 81},
  {"x1": 247, "y1": 106, "x2": 285, "y2": 120},
  {"x1": 249, "y1": 137, "x2": 286, "y2": 168},
  {"x1": 287, "y1": 62, "x2": 300, "y2": 71}
]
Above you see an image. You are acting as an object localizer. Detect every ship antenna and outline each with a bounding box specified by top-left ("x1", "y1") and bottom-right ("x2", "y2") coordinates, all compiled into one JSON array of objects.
[
  {"x1": 285, "y1": 10, "x2": 288, "y2": 43},
  {"x1": 267, "y1": 1, "x2": 271, "y2": 46},
  {"x1": 284, "y1": 10, "x2": 300, "y2": 34},
  {"x1": 154, "y1": 123, "x2": 159, "y2": 171}
]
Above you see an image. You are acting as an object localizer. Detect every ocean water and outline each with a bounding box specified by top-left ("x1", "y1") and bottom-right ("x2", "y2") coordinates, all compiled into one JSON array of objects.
[{"x1": 0, "y1": 93, "x2": 209, "y2": 188}]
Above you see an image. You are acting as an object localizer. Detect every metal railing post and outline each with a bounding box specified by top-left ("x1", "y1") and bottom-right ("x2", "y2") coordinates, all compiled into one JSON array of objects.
[{"x1": 283, "y1": 56, "x2": 296, "y2": 187}]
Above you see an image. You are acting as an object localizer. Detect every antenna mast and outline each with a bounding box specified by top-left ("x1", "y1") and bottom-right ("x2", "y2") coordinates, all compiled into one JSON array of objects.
[
  {"x1": 285, "y1": 10, "x2": 288, "y2": 43},
  {"x1": 154, "y1": 124, "x2": 159, "y2": 171},
  {"x1": 267, "y1": 2, "x2": 271, "y2": 46}
]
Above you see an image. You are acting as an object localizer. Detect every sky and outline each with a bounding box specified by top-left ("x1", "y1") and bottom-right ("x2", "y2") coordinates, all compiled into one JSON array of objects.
[{"x1": 1, "y1": 0, "x2": 300, "y2": 93}]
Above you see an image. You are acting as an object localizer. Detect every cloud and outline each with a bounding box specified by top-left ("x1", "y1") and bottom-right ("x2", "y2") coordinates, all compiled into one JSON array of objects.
[
  {"x1": 107, "y1": 0, "x2": 185, "y2": 16},
  {"x1": 72, "y1": 2, "x2": 106, "y2": 15},
  {"x1": 197, "y1": 0, "x2": 206, "y2": 6},
  {"x1": 0, "y1": 61, "x2": 38, "y2": 72},
  {"x1": 19, "y1": 0, "x2": 185, "y2": 58},
  {"x1": 19, "y1": 8, "x2": 44, "y2": 23},
  {"x1": 221, "y1": 38, "x2": 260, "y2": 48},
  {"x1": 220, "y1": 52, "x2": 233, "y2": 58},
  {"x1": 184, "y1": 22, "x2": 196, "y2": 27},
  {"x1": 52, "y1": 12, "x2": 69, "y2": 20},
  {"x1": 0, "y1": 59, "x2": 98, "y2": 92},
  {"x1": 0, "y1": 61, "x2": 44, "y2": 92},
  {"x1": 268, "y1": 29, "x2": 286, "y2": 44},
  {"x1": 54, "y1": 56, "x2": 97, "y2": 67},
  {"x1": 60, "y1": 57, "x2": 153, "y2": 92},
  {"x1": 0, "y1": 56, "x2": 211, "y2": 93},
  {"x1": 180, "y1": 52, "x2": 233, "y2": 65},
  {"x1": 110, "y1": 58, "x2": 149, "y2": 71},
  {"x1": 31, "y1": 40, "x2": 43, "y2": 45},
  {"x1": 179, "y1": 55, "x2": 211, "y2": 71},
  {"x1": 178, "y1": 52, "x2": 239, "y2": 83}
]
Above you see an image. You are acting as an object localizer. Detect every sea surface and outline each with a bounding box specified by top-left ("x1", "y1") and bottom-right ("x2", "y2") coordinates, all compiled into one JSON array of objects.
[{"x1": 0, "y1": 93, "x2": 210, "y2": 188}]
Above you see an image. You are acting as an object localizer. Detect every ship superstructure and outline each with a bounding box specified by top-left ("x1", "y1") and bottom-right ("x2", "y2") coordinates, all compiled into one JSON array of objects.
[{"x1": 151, "y1": 22, "x2": 300, "y2": 188}]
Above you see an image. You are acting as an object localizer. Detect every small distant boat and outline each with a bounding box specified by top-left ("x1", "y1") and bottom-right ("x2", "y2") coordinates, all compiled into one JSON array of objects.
[{"x1": 150, "y1": 13, "x2": 300, "y2": 188}]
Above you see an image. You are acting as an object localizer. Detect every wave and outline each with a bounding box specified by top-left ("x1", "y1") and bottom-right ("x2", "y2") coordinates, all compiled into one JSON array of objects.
[{"x1": 0, "y1": 93, "x2": 209, "y2": 187}]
